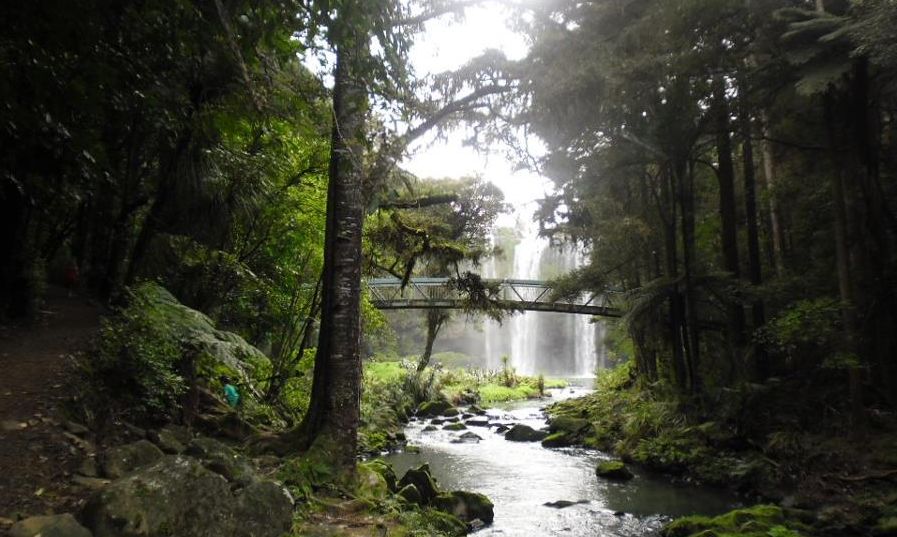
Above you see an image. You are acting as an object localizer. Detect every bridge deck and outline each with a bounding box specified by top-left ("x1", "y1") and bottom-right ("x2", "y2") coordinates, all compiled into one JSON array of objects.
[{"x1": 367, "y1": 277, "x2": 620, "y2": 317}]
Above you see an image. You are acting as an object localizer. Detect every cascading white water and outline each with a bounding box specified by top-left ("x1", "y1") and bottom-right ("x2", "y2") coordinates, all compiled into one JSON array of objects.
[{"x1": 481, "y1": 221, "x2": 606, "y2": 377}]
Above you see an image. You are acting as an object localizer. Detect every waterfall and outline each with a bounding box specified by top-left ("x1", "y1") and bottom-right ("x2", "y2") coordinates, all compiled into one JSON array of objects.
[{"x1": 481, "y1": 222, "x2": 606, "y2": 377}]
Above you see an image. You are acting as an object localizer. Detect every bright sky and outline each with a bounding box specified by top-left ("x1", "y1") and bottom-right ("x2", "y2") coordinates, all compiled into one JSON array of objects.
[{"x1": 402, "y1": 3, "x2": 553, "y2": 228}]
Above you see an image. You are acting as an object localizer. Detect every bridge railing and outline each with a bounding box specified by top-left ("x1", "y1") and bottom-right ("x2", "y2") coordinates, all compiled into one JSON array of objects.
[{"x1": 366, "y1": 277, "x2": 621, "y2": 317}]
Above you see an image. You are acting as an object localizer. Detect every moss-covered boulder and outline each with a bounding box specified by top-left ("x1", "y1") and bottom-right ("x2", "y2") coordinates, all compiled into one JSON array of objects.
[
  {"x1": 9, "y1": 514, "x2": 92, "y2": 537},
  {"x1": 355, "y1": 462, "x2": 390, "y2": 500},
  {"x1": 101, "y1": 440, "x2": 164, "y2": 479},
  {"x1": 398, "y1": 464, "x2": 440, "y2": 504},
  {"x1": 505, "y1": 424, "x2": 548, "y2": 442},
  {"x1": 443, "y1": 422, "x2": 467, "y2": 431},
  {"x1": 541, "y1": 431, "x2": 575, "y2": 448},
  {"x1": 83, "y1": 455, "x2": 293, "y2": 537},
  {"x1": 417, "y1": 400, "x2": 454, "y2": 417},
  {"x1": 360, "y1": 459, "x2": 397, "y2": 492},
  {"x1": 547, "y1": 415, "x2": 590, "y2": 435},
  {"x1": 596, "y1": 460, "x2": 634, "y2": 481},
  {"x1": 442, "y1": 407, "x2": 461, "y2": 417},
  {"x1": 432, "y1": 490, "x2": 495, "y2": 524},
  {"x1": 661, "y1": 504, "x2": 807, "y2": 537}
]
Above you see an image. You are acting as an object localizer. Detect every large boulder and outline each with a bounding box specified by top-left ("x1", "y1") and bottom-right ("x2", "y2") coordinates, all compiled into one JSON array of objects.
[
  {"x1": 417, "y1": 400, "x2": 455, "y2": 418},
  {"x1": 9, "y1": 514, "x2": 92, "y2": 537},
  {"x1": 596, "y1": 460, "x2": 634, "y2": 481},
  {"x1": 432, "y1": 491, "x2": 495, "y2": 524},
  {"x1": 83, "y1": 455, "x2": 292, "y2": 537},
  {"x1": 355, "y1": 463, "x2": 390, "y2": 500},
  {"x1": 547, "y1": 415, "x2": 590, "y2": 435},
  {"x1": 360, "y1": 459, "x2": 397, "y2": 492},
  {"x1": 541, "y1": 432, "x2": 575, "y2": 448},
  {"x1": 101, "y1": 440, "x2": 164, "y2": 479},
  {"x1": 504, "y1": 424, "x2": 548, "y2": 442},
  {"x1": 398, "y1": 464, "x2": 440, "y2": 504}
]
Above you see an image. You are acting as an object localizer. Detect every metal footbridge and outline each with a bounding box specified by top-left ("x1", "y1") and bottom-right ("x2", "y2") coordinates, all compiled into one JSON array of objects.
[{"x1": 367, "y1": 277, "x2": 621, "y2": 317}]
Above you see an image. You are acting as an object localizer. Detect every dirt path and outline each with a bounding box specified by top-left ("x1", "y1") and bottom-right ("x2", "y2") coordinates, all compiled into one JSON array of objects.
[{"x1": 0, "y1": 287, "x2": 101, "y2": 521}]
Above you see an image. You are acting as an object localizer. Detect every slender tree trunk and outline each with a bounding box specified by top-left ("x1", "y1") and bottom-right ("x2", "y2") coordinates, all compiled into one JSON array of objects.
[
  {"x1": 294, "y1": 28, "x2": 369, "y2": 469},
  {"x1": 418, "y1": 309, "x2": 448, "y2": 373},
  {"x1": 740, "y1": 98, "x2": 767, "y2": 380},
  {"x1": 661, "y1": 164, "x2": 688, "y2": 393},
  {"x1": 759, "y1": 113, "x2": 785, "y2": 275},
  {"x1": 677, "y1": 158, "x2": 700, "y2": 395}
]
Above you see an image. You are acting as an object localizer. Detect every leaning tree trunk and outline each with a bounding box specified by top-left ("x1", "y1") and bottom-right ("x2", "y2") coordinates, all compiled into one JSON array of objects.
[
  {"x1": 418, "y1": 309, "x2": 449, "y2": 373},
  {"x1": 292, "y1": 30, "x2": 369, "y2": 470}
]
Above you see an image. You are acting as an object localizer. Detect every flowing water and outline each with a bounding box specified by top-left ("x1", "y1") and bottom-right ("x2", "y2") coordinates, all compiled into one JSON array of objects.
[{"x1": 384, "y1": 388, "x2": 739, "y2": 536}]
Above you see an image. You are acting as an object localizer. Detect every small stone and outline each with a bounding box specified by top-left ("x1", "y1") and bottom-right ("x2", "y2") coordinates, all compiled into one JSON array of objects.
[
  {"x1": 64, "y1": 421, "x2": 90, "y2": 436},
  {"x1": 451, "y1": 432, "x2": 482, "y2": 444},
  {"x1": 1, "y1": 420, "x2": 26, "y2": 432},
  {"x1": 543, "y1": 500, "x2": 588, "y2": 509},
  {"x1": 422, "y1": 425, "x2": 438, "y2": 432},
  {"x1": 72, "y1": 475, "x2": 111, "y2": 490},
  {"x1": 9, "y1": 514, "x2": 92, "y2": 537}
]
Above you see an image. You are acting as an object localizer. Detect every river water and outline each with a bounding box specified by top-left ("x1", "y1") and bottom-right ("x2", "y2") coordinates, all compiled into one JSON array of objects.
[{"x1": 384, "y1": 388, "x2": 739, "y2": 536}]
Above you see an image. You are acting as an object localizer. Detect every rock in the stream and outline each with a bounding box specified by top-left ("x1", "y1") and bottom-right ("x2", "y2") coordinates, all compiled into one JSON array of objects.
[
  {"x1": 493, "y1": 424, "x2": 510, "y2": 434},
  {"x1": 543, "y1": 500, "x2": 588, "y2": 509},
  {"x1": 465, "y1": 418, "x2": 490, "y2": 427},
  {"x1": 442, "y1": 407, "x2": 461, "y2": 417},
  {"x1": 9, "y1": 514, "x2": 92, "y2": 537},
  {"x1": 468, "y1": 405, "x2": 487, "y2": 415},
  {"x1": 422, "y1": 425, "x2": 438, "y2": 432},
  {"x1": 443, "y1": 422, "x2": 467, "y2": 431},
  {"x1": 541, "y1": 432, "x2": 575, "y2": 448},
  {"x1": 83, "y1": 455, "x2": 292, "y2": 537},
  {"x1": 398, "y1": 464, "x2": 439, "y2": 504},
  {"x1": 547, "y1": 416, "x2": 590, "y2": 434},
  {"x1": 101, "y1": 439, "x2": 163, "y2": 479},
  {"x1": 596, "y1": 460, "x2": 634, "y2": 481},
  {"x1": 432, "y1": 490, "x2": 495, "y2": 524},
  {"x1": 451, "y1": 432, "x2": 482, "y2": 444},
  {"x1": 504, "y1": 424, "x2": 547, "y2": 442}
]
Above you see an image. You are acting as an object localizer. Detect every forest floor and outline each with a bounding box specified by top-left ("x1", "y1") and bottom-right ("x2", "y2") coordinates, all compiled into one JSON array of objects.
[{"x1": 0, "y1": 286, "x2": 102, "y2": 526}]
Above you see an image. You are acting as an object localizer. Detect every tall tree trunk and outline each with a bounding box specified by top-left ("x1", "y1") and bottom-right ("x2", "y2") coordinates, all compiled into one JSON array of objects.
[
  {"x1": 712, "y1": 77, "x2": 745, "y2": 353},
  {"x1": 293, "y1": 28, "x2": 369, "y2": 469},
  {"x1": 661, "y1": 164, "x2": 688, "y2": 393},
  {"x1": 677, "y1": 158, "x2": 700, "y2": 395}
]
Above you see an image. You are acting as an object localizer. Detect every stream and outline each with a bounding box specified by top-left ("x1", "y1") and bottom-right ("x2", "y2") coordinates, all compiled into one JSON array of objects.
[{"x1": 384, "y1": 387, "x2": 740, "y2": 536}]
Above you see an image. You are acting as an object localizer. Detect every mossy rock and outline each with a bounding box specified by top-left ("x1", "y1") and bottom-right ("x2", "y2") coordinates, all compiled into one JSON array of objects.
[
  {"x1": 542, "y1": 432, "x2": 575, "y2": 448},
  {"x1": 443, "y1": 422, "x2": 467, "y2": 431},
  {"x1": 661, "y1": 505, "x2": 801, "y2": 537},
  {"x1": 442, "y1": 407, "x2": 461, "y2": 417},
  {"x1": 547, "y1": 415, "x2": 590, "y2": 435},
  {"x1": 417, "y1": 400, "x2": 454, "y2": 417},
  {"x1": 432, "y1": 490, "x2": 495, "y2": 524},
  {"x1": 596, "y1": 460, "x2": 634, "y2": 481},
  {"x1": 423, "y1": 425, "x2": 438, "y2": 432},
  {"x1": 355, "y1": 462, "x2": 389, "y2": 500},
  {"x1": 505, "y1": 424, "x2": 547, "y2": 442},
  {"x1": 468, "y1": 405, "x2": 487, "y2": 415},
  {"x1": 876, "y1": 515, "x2": 897, "y2": 536},
  {"x1": 360, "y1": 459, "x2": 397, "y2": 492},
  {"x1": 398, "y1": 464, "x2": 439, "y2": 504}
]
